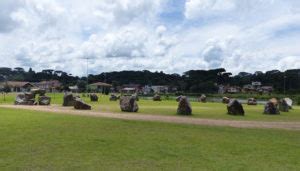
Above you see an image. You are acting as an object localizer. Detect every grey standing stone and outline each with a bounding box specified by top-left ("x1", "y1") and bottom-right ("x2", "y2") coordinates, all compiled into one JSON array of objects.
[
  {"x1": 120, "y1": 96, "x2": 139, "y2": 112},
  {"x1": 177, "y1": 96, "x2": 192, "y2": 115},
  {"x1": 227, "y1": 99, "x2": 245, "y2": 116}
]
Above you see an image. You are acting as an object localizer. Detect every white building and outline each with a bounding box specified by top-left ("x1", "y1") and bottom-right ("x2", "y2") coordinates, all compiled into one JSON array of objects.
[{"x1": 142, "y1": 85, "x2": 169, "y2": 94}]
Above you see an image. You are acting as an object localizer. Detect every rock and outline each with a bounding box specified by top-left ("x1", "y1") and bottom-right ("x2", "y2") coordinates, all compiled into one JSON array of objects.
[
  {"x1": 120, "y1": 96, "x2": 139, "y2": 112},
  {"x1": 15, "y1": 93, "x2": 36, "y2": 105},
  {"x1": 177, "y1": 96, "x2": 192, "y2": 115},
  {"x1": 247, "y1": 98, "x2": 257, "y2": 105},
  {"x1": 63, "y1": 93, "x2": 76, "y2": 106},
  {"x1": 74, "y1": 98, "x2": 91, "y2": 110},
  {"x1": 38, "y1": 96, "x2": 51, "y2": 105},
  {"x1": 15, "y1": 94, "x2": 34, "y2": 105},
  {"x1": 227, "y1": 99, "x2": 245, "y2": 116},
  {"x1": 15, "y1": 89, "x2": 51, "y2": 106},
  {"x1": 269, "y1": 98, "x2": 278, "y2": 106},
  {"x1": 132, "y1": 94, "x2": 139, "y2": 101},
  {"x1": 222, "y1": 97, "x2": 230, "y2": 104},
  {"x1": 284, "y1": 98, "x2": 293, "y2": 109},
  {"x1": 109, "y1": 94, "x2": 119, "y2": 101},
  {"x1": 176, "y1": 95, "x2": 182, "y2": 102},
  {"x1": 31, "y1": 89, "x2": 46, "y2": 96},
  {"x1": 198, "y1": 94, "x2": 207, "y2": 103},
  {"x1": 264, "y1": 101, "x2": 280, "y2": 115},
  {"x1": 15, "y1": 94, "x2": 25, "y2": 105},
  {"x1": 153, "y1": 94, "x2": 161, "y2": 101},
  {"x1": 24, "y1": 92, "x2": 35, "y2": 101},
  {"x1": 90, "y1": 94, "x2": 98, "y2": 102},
  {"x1": 279, "y1": 99, "x2": 289, "y2": 112}
]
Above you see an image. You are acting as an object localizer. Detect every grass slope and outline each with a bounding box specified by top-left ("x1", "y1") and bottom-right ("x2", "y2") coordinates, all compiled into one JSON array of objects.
[{"x1": 0, "y1": 108, "x2": 299, "y2": 170}]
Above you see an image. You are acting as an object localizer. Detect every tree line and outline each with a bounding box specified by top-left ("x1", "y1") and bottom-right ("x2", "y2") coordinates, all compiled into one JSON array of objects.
[{"x1": 0, "y1": 67, "x2": 299, "y2": 94}]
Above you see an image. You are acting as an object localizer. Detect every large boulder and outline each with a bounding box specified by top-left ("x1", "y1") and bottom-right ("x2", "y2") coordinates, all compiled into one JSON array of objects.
[
  {"x1": 24, "y1": 92, "x2": 36, "y2": 101},
  {"x1": 247, "y1": 98, "x2": 257, "y2": 105},
  {"x1": 15, "y1": 94, "x2": 35, "y2": 105},
  {"x1": 176, "y1": 95, "x2": 182, "y2": 102},
  {"x1": 284, "y1": 98, "x2": 293, "y2": 109},
  {"x1": 264, "y1": 101, "x2": 280, "y2": 115},
  {"x1": 177, "y1": 96, "x2": 192, "y2": 115},
  {"x1": 90, "y1": 94, "x2": 98, "y2": 102},
  {"x1": 198, "y1": 94, "x2": 207, "y2": 103},
  {"x1": 63, "y1": 93, "x2": 76, "y2": 106},
  {"x1": 279, "y1": 99, "x2": 289, "y2": 112},
  {"x1": 153, "y1": 94, "x2": 161, "y2": 101},
  {"x1": 38, "y1": 96, "x2": 51, "y2": 105},
  {"x1": 222, "y1": 97, "x2": 230, "y2": 104},
  {"x1": 31, "y1": 89, "x2": 46, "y2": 96},
  {"x1": 15, "y1": 94, "x2": 25, "y2": 105},
  {"x1": 227, "y1": 99, "x2": 245, "y2": 116},
  {"x1": 269, "y1": 98, "x2": 279, "y2": 106},
  {"x1": 15, "y1": 93, "x2": 36, "y2": 105},
  {"x1": 132, "y1": 94, "x2": 139, "y2": 101},
  {"x1": 74, "y1": 98, "x2": 91, "y2": 110},
  {"x1": 109, "y1": 94, "x2": 119, "y2": 101},
  {"x1": 119, "y1": 96, "x2": 139, "y2": 112}
]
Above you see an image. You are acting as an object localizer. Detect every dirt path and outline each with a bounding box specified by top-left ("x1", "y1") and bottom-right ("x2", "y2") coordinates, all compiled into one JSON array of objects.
[{"x1": 1, "y1": 105, "x2": 300, "y2": 131}]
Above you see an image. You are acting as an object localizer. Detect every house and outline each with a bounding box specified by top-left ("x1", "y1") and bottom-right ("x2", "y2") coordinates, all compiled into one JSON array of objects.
[
  {"x1": 142, "y1": 85, "x2": 152, "y2": 95},
  {"x1": 260, "y1": 86, "x2": 273, "y2": 94},
  {"x1": 120, "y1": 84, "x2": 141, "y2": 94},
  {"x1": 151, "y1": 85, "x2": 169, "y2": 94},
  {"x1": 89, "y1": 82, "x2": 112, "y2": 93},
  {"x1": 36, "y1": 80, "x2": 61, "y2": 92},
  {"x1": 143, "y1": 85, "x2": 169, "y2": 94},
  {"x1": 121, "y1": 87, "x2": 137, "y2": 94},
  {"x1": 0, "y1": 81, "x2": 36, "y2": 92},
  {"x1": 218, "y1": 85, "x2": 226, "y2": 94},
  {"x1": 242, "y1": 84, "x2": 256, "y2": 93},
  {"x1": 69, "y1": 85, "x2": 79, "y2": 93},
  {"x1": 218, "y1": 85, "x2": 241, "y2": 94},
  {"x1": 226, "y1": 86, "x2": 241, "y2": 94},
  {"x1": 252, "y1": 81, "x2": 262, "y2": 87}
]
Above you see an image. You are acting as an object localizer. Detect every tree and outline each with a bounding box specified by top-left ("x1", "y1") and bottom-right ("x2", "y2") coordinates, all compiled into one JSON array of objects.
[{"x1": 76, "y1": 80, "x2": 87, "y2": 93}]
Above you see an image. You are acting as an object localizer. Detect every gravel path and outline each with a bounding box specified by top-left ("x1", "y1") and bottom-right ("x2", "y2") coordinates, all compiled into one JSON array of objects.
[{"x1": 1, "y1": 105, "x2": 300, "y2": 131}]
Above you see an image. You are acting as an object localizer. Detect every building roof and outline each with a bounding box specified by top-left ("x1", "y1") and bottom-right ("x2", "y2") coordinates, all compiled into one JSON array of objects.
[
  {"x1": 2, "y1": 81, "x2": 35, "y2": 88},
  {"x1": 38, "y1": 80, "x2": 60, "y2": 84},
  {"x1": 122, "y1": 87, "x2": 136, "y2": 91},
  {"x1": 69, "y1": 85, "x2": 78, "y2": 90},
  {"x1": 36, "y1": 80, "x2": 61, "y2": 86},
  {"x1": 89, "y1": 82, "x2": 112, "y2": 87}
]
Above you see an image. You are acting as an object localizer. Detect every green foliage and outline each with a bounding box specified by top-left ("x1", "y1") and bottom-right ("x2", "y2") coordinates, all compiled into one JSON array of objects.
[
  {"x1": 1, "y1": 67, "x2": 300, "y2": 94},
  {"x1": 296, "y1": 96, "x2": 300, "y2": 105},
  {"x1": 76, "y1": 80, "x2": 87, "y2": 92}
]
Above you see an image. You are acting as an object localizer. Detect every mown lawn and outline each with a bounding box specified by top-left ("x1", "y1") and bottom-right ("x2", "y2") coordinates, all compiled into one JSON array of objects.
[
  {"x1": 0, "y1": 108, "x2": 299, "y2": 170},
  {"x1": 1, "y1": 93, "x2": 300, "y2": 121}
]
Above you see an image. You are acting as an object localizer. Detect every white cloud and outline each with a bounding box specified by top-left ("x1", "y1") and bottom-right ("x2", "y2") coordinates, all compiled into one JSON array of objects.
[
  {"x1": 0, "y1": 0, "x2": 299, "y2": 75},
  {"x1": 185, "y1": 0, "x2": 235, "y2": 19}
]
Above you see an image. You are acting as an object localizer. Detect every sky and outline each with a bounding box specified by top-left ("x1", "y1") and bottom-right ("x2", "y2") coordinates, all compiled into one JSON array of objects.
[{"x1": 0, "y1": 0, "x2": 300, "y2": 76}]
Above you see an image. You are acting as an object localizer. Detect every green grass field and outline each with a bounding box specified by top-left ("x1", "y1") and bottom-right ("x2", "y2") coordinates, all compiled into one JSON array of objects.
[
  {"x1": 0, "y1": 108, "x2": 299, "y2": 170},
  {"x1": 1, "y1": 93, "x2": 300, "y2": 121}
]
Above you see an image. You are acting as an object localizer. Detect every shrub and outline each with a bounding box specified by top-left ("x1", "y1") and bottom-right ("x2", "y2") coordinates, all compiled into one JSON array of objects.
[{"x1": 296, "y1": 96, "x2": 300, "y2": 105}]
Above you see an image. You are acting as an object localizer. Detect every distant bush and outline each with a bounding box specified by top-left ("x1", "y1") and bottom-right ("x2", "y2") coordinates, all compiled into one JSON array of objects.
[{"x1": 296, "y1": 96, "x2": 300, "y2": 105}]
